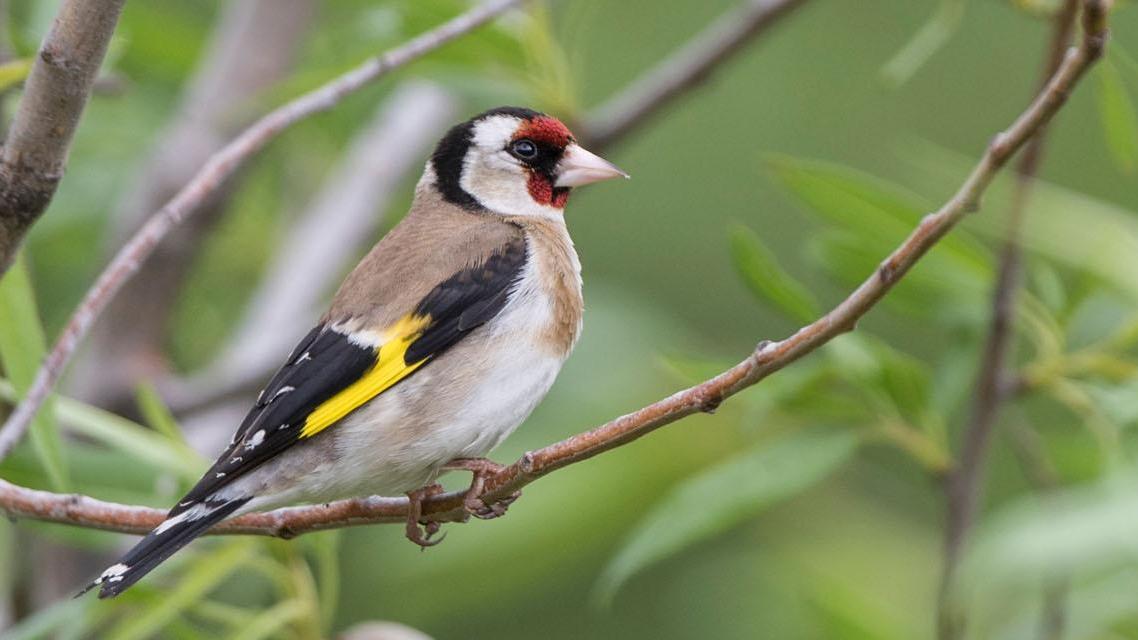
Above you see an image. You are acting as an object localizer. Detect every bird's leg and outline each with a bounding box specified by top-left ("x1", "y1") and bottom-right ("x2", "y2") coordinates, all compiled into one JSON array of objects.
[
  {"x1": 442, "y1": 457, "x2": 520, "y2": 520},
  {"x1": 404, "y1": 483, "x2": 445, "y2": 548}
]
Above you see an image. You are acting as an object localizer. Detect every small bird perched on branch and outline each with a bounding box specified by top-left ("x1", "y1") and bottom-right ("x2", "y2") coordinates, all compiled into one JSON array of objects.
[{"x1": 85, "y1": 107, "x2": 627, "y2": 598}]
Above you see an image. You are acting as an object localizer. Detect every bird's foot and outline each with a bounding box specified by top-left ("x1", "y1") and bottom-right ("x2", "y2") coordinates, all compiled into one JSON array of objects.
[
  {"x1": 404, "y1": 483, "x2": 445, "y2": 548},
  {"x1": 442, "y1": 457, "x2": 520, "y2": 520}
]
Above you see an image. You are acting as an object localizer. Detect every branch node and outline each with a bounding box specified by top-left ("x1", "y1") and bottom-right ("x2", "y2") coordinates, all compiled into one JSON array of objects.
[
  {"x1": 699, "y1": 392, "x2": 723, "y2": 414},
  {"x1": 520, "y1": 451, "x2": 537, "y2": 474},
  {"x1": 877, "y1": 259, "x2": 898, "y2": 285},
  {"x1": 988, "y1": 132, "x2": 1012, "y2": 162}
]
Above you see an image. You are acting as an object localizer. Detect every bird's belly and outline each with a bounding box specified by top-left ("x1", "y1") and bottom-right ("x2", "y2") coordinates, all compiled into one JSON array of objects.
[{"x1": 299, "y1": 290, "x2": 567, "y2": 502}]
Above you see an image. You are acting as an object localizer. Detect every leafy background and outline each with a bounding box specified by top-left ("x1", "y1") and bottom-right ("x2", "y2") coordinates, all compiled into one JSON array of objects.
[{"x1": 3, "y1": 0, "x2": 1138, "y2": 638}]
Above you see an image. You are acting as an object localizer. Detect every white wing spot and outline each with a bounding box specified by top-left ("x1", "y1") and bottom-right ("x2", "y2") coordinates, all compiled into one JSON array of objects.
[
  {"x1": 154, "y1": 509, "x2": 195, "y2": 535},
  {"x1": 295, "y1": 351, "x2": 312, "y2": 364},
  {"x1": 215, "y1": 472, "x2": 226, "y2": 478},
  {"x1": 245, "y1": 429, "x2": 266, "y2": 450},
  {"x1": 230, "y1": 456, "x2": 243, "y2": 464},
  {"x1": 277, "y1": 423, "x2": 290, "y2": 431},
  {"x1": 102, "y1": 563, "x2": 129, "y2": 579},
  {"x1": 272, "y1": 385, "x2": 295, "y2": 400}
]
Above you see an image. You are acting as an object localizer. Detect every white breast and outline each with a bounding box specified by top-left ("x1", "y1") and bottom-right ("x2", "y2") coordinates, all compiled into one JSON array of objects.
[{"x1": 296, "y1": 246, "x2": 571, "y2": 501}]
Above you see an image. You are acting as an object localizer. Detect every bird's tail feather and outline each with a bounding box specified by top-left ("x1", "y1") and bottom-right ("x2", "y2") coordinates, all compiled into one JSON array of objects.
[{"x1": 81, "y1": 496, "x2": 251, "y2": 599}]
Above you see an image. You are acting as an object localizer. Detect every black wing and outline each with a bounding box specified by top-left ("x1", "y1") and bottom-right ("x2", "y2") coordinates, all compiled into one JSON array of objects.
[{"x1": 172, "y1": 236, "x2": 528, "y2": 514}]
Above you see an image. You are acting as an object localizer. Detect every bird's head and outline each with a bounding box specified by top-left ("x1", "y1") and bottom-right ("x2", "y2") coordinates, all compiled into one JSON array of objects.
[{"x1": 426, "y1": 107, "x2": 627, "y2": 219}]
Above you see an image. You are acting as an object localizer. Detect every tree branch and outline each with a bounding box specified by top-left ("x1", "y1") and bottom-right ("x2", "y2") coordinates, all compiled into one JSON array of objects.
[
  {"x1": 0, "y1": 0, "x2": 127, "y2": 272},
  {"x1": 164, "y1": 82, "x2": 458, "y2": 420},
  {"x1": 69, "y1": 0, "x2": 317, "y2": 412},
  {"x1": 0, "y1": 0, "x2": 529, "y2": 463},
  {"x1": 938, "y1": 1, "x2": 1084, "y2": 637},
  {"x1": 578, "y1": 0, "x2": 808, "y2": 151},
  {"x1": 0, "y1": 0, "x2": 1110, "y2": 539}
]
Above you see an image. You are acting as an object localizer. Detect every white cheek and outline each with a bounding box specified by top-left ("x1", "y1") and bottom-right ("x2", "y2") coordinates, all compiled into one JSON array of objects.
[{"x1": 461, "y1": 149, "x2": 564, "y2": 221}]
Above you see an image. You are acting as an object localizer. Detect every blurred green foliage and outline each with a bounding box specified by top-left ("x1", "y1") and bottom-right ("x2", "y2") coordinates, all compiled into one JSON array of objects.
[{"x1": 1, "y1": 0, "x2": 1138, "y2": 638}]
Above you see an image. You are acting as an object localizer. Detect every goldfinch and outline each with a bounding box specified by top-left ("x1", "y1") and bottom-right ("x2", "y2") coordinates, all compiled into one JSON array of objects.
[{"x1": 87, "y1": 107, "x2": 627, "y2": 598}]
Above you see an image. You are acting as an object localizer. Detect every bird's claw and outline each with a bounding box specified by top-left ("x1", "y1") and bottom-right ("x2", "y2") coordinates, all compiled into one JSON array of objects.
[
  {"x1": 466, "y1": 490, "x2": 520, "y2": 520},
  {"x1": 444, "y1": 457, "x2": 517, "y2": 520},
  {"x1": 405, "y1": 483, "x2": 445, "y2": 549}
]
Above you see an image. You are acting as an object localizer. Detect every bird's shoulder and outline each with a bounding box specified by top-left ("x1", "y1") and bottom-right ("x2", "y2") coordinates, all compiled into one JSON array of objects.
[{"x1": 325, "y1": 189, "x2": 526, "y2": 326}]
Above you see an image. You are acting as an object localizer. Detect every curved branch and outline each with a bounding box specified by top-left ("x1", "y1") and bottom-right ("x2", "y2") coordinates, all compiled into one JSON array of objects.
[
  {"x1": 70, "y1": 0, "x2": 317, "y2": 412},
  {"x1": 0, "y1": 0, "x2": 127, "y2": 272},
  {"x1": 0, "y1": 0, "x2": 1110, "y2": 539},
  {"x1": 0, "y1": 0, "x2": 529, "y2": 463},
  {"x1": 579, "y1": 0, "x2": 809, "y2": 151}
]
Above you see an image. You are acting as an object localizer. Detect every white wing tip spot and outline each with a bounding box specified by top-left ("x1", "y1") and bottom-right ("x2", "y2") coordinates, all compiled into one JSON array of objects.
[
  {"x1": 100, "y1": 563, "x2": 130, "y2": 583},
  {"x1": 245, "y1": 429, "x2": 266, "y2": 450},
  {"x1": 272, "y1": 385, "x2": 295, "y2": 400}
]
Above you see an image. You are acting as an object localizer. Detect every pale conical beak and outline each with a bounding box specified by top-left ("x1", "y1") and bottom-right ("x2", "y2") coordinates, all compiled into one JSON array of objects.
[{"x1": 554, "y1": 144, "x2": 629, "y2": 188}]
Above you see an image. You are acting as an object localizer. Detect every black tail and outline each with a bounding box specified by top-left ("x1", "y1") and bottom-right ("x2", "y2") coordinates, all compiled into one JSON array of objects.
[{"x1": 81, "y1": 497, "x2": 251, "y2": 599}]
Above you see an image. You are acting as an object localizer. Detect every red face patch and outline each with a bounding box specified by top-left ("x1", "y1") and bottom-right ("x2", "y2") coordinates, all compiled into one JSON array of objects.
[
  {"x1": 526, "y1": 173, "x2": 570, "y2": 208},
  {"x1": 514, "y1": 116, "x2": 573, "y2": 147}
]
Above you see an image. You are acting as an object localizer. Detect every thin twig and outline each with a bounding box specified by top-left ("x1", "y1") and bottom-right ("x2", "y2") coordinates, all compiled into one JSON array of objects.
[
  {"x1": 163, "y1": 0, "x2": 810, "y2": 416},
  {"x1": 165, "y1": 82, "x2": 458, "y2": 419},
  {"x1": 938, "y1": 1, "x2": 1084, "y2": 638},
  {"x1": 0, "y1": 0, "x2": 127, "y2": 272},
  {"x1": 0, "y1": 0, "x2": 1109, "y2": 538},
  {"x1": 70, "y1": 0, "x2": 316, "y2": 412},
  {"x1": 579, "y1": 0, "x2": 808, "y2": 151},
  {"x1": 0, "y1": 0, "x2": 528, "y2": 463}
]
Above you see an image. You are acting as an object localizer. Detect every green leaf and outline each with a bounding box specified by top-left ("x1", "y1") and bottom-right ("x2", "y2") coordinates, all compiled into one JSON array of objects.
[
  {"x1": 0, "y1": 58, "x2": 32, "y2": 92},
  {"x1": 594, "y1": 429, "x2": 859, "y2": 604},
  {"x1": 1, "y1": 595, "x2": 91, "y2": 640},
  {"x1": 1096, "y1": 57, "x2": 1138, "y2": 173},
  {"x1": 729, "y1": 224, "x2": 819, "y2": 323},
  {"x1": 135, "y1": 382, "x2": 189, "y2": 446},
  {"x1": 764, "y1": 154, "x2": 991, "y2": 311},
  {"x1": 0, "y1": 380, "x2": 204, "y2": 482},
  {"x1": 879, "y1": 0, "x2": 966, "y2": 88},
  {"x1": 902, "y1": 142, "x2": 1138, "y2": 303},
  {"x1": 105, "y1": 540, "x2": 258, "y2": 640},
  {"x1": 0, "y1": 256, "x2": 68, "y2": 489},
  {"x1": 225, "y1": 599, "x2": 309, "y2": 640}
]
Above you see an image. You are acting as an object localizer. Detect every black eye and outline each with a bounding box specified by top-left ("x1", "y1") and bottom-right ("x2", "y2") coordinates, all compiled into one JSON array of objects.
[{"x1": 510, "y1": 139, "x2": 538, "y2": 159}]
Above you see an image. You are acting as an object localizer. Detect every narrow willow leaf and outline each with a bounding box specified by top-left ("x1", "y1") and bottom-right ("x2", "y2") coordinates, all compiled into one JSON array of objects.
[
  {"x1": 105, "y1": 540, "x2": 258, "y2": 640},
  {"x1": 226, "y1": 599, "x2": 309, "y2": 640},
  {"x1": 765, "y1": 155, "x2": 990, "y2": 274},
  {"x1": 901, "y1": 142, "x2": 1138, "y2": 303},
  {"x1": 0, "y1": 380, "x2": 204, "y2": 480},
  {"x1": 594, "y1": 429, "x2": 859, "y2": 604},
  {"x1": 1, "y1": 596, "x2": 90, "y2": 640},
  {"x1": 0, "y1": 58, "x2": 31, "y2": 92},
  {"x1": 0, "y1": 256, "x2": 68, "y2": 489},
  {"x1": 729, "y1": 224, "x2": 819, "y2": 323},
  {"x1": 964, "y1": 471, "x2": 1138, "y2": 596},
  {"x1": 135, "y1": 382, "x2": 189, "y2": 446},
  {"x1": 879, "y1": 0, "x2": 966, "y2": 88},
  {"x1": 308, "y1": 531, "x2": 343, "y2": 632},
  {"x1": 1096, "y1": 57, "x2": 1138, "y2": 173}
]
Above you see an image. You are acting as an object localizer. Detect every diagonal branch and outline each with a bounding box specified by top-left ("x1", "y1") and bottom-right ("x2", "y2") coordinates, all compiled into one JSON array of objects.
[
  {"x1": 579, "y1": 0, "x2": 809, "y2": 151},
  {"x1": 0, "y1": 0, "x2": 127, "y2": 272},
  {"x1": 164, "y1": 81, "x2": 458, "y2": 420},
  {"x1": 0, "y1": 0, "x2": 1110, "y2": 539},
  {"x1": 0, "y1": 0, "x2": 529, "y2": 463},
  {"x1": 70, "y1": 0, "x2": 317, "y2": 412}
]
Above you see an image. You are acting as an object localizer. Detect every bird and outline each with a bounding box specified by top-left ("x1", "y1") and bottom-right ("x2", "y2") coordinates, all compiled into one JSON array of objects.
[{"x1": 85, "y1": 106, "x2": 627, "y2": 598}]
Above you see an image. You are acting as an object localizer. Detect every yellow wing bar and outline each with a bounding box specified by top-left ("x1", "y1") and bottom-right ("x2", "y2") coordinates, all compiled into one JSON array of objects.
[{"x1": 299, "y1": 315, "x2": 430, "y2": 439}]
